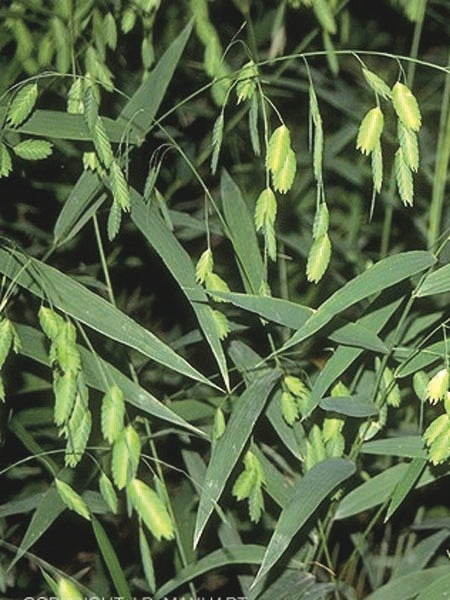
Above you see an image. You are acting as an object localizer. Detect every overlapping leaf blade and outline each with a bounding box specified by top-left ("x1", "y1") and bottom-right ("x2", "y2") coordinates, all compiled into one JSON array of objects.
[
  {"x1": 334, "y1": 463, "x2": 438, "y2": 520},
  {"x1": 0, "y1": 249, "x2": 210, "y2": 386},
  {"x1": 306, "y1": 296, "x2": 403, "y2": 416},
  {"x1": 252, "y1": 458, "x2": 356, "y2": 587},
  {"x1": 365, "y1": 566, "x2": 450, "y2": 600},
  {"x1": 211, "y1": 291, "x2": 313, "y2": 329},
  {"x1": 417, "y1": 263, "x2": 450, "y2": 297},
  {"x1": 54, "y1": 20, "x2": 193, "y2": 244},
  {"x1": 193, "y1": 371, "x2": 280, "y2": 547},
  {"x1": 220, "y1": 170, "x2": 264, "y2": 294},
  {"x1": 281, "y1": 252, "x2": 435, "y2": 353},
  {"x1": 15, "y1": 324, "x2": 202, "y2": 434},
  {"x1": 130, "y1": 190, "x2": 229, "y2": 390}
]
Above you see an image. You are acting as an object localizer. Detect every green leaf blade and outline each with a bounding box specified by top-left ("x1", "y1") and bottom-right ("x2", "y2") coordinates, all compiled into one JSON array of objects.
[
  {"x1": 130, "y1": 191, "x2": 229, "y2": 390},
  {"x1": 221, "y1": 170, "x2": 265, "y2": 294},
  {"x1": 252, "y1": 458, "x2": 355, "y2": 587},
  {"x1": 283, "y1": 251, "x2": 435, "y2": 353},
  {"x1": 0, "y1": 248, "x2": 211, "y2": 387},
  {"x1": 193, "y1": 371, "x2": 280, "y2": 547}
]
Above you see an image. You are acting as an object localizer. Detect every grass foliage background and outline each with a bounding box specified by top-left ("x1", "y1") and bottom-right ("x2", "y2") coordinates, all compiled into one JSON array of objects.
[{"x1": 0, "y1": 1, "x2": 449, "y2": 598}]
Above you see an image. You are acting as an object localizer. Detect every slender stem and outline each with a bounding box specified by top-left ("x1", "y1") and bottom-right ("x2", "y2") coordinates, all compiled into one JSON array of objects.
[
  {"x1": 428, "y1": 48, "x2": 450, "y2": 249},
  {"x1": 142, "y1": 420, "x2": 198, "y2": 598},
  {"x1": 93, "y1": 213, "x2": 116, "y2": 307},
  {"x1": 340, "y1": 501, "x2": 387, "y2": 582},
  {"x1": 317, "y1": 518, "x2": 337, "y2": 583},
  {"x1": 407, "y1": 0, "x2": 427, "y2": 86},
  {"x1": 380, "y1": 169, "x2": 396, "y2": 258}
]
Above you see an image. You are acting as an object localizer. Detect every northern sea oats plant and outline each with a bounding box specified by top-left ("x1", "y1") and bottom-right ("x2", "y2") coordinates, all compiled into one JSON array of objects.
[{"x1": 0, "y1": 1, "x2": 449, "y2": 598}]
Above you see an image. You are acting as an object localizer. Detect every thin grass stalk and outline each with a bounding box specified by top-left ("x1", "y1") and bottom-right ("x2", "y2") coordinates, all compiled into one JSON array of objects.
[{"x1": 428, "y1": 49, "x2": 450, "y2": 249}]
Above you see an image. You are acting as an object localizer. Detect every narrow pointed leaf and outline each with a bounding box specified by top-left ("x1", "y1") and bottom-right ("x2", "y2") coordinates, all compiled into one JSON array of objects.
[
  {"x1": 92, "y1": 516, "x2": 132, "y2": 600},
  {"x1": 319, "y1": 395, "x2": 378, "y2": 417},
  {"x1": 365, "y1": 567, "x2": 450, "y2": 600},
  {"x1": 155, "y1": 545, "x2": 271, "y2": 600},
  {"x1": 282, "y1": 252, "x2": 435, "y2": 353},
  {"x1": 54, "y1": 21, "x2": 192, "y2": 244},
  {"x1": 416, "y1": 573, "x2": 450, "y2": 600},
  {"x1": 334, "y1": 463, "x2": 438, "y2": 520},
  {"x1": 253, "y1": 458, "x2": 355, "y2": 587},
  {"x1": 139, "y1": 526, "x2": 156, "y2": 593},
  {"x1": 193, "y1": 371, "x2": 280, "y2": 547},
  {"x1": 210, "y1": 291, "x2": 313, "y2": 329},
  {"x1": 328, "y1": 321, "x2": 388, "y2": 353},
  {"x1": 15, "y1": 324, "x2": 203, "y2": 435},
  {"x1": 117, "y1": 21, "x2": 193, "y2": 137},
  {"x1": 130, "y1": 190, "x2": 229, "y2": 390},
  {"x1": 12, "y1": 486, "x2": 64, "y2": 566},
  {"x1": 221, "y1": 170, "x2": 265, "y2": 294},
  {"x1": 385, "y1": 457, "x2": 426, "y2": 521},
  {"x1": 0, "y1": 248, "x2": 210, "y2": 386},
  {"x1": 361, "y1": 436, "x2": 427, "y2": 458},
  {"x1": 393, "y1": 530, "x2": 450, "y2": 577},
  {"x1": 298, "y1": 296, "x2": 403, "y2": 418},
  {"x1": 417, "y1": 263, "x2": 450, "y2": 297}
]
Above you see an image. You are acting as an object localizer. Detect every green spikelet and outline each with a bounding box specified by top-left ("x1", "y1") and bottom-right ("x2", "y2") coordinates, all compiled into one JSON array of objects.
[
  {"x1": 112, "y1": 425, "x2": 141, "y2": 490},
  {"x1": 305, "y1": 424, "x2": 327, "y2": 470},
  {"x1": 53, "y1": 371, "x2": 77, "y2": 426},
  {"x1": 266, "y1": 125, "x2": 291, "y2": 174},
  {"x1": 195, "y1": 248, "x2": 214, "y2": 284},
  {"x1": 57, "y1": 577, "x2": 83, "y2": 600},
  {"x1": 312, "y1": 0, "x2": 336, "y2": 34},
  {"x1": 7, "y1": 83, "x2": 38, "y2": 127},
  {"x1": 13, "y1": 139, "x2": 53, "y2": 160},
  {"x1": 101, "y1": 384, "x2": 125, "y2": 444},
  {"x1": 272, "y1": 148, "x2": 297, "y2": 193},
  {"x1": 392, "y1": 82, "x2": 422, "y2": 132},
  {"x1": 249, "y1": 95, "x2": 260, "y2": 156},
  {"x1": 312, "y1": 202, "x2": 329, "y2": 239},
  {"x1": 371, "y1": 140, "x2": 383, "y2": 194},
  {"x1": 55, "y1": 479, "x2": 90, "y2": 520},
  {"x1": 67, "y1": 78, "x2": 85, "y2": 115},
  {"x1": 99, "y1": 473, "x2": 118, "y2": 514},
  {"x1": 213, "y1": 407, "x2": 226, "y2": 440},
  {"x1": 232, "y1": 465, "x2": 256, "y2": 500},
  {"x1": 107, "y1": 199, "x2": 122, "y2": 241},
  {"x1": 281, "y1": 390, "x2": 299, "y2": 425},
  {"x1": 356, "y1": 107, "x2": 384, "y2": 155},
  {"x1": 0, "y1": 143, "x2": 12, "y2": 178},
  {"x1": 394, "y1": 147, "x2": 414, "y2": 206},
  {"x1": 423, "y1": 414, "x2": 450, "y2": 465},
  {"x1": 307, "y1": 233, "x2": 331, "y2": 283},
  {"x1": 110, "y1": 161, "x2": 131, "y2": 212},
  {"x1": 362, "y1": 67, "x2": 391, "y2": 100},
  {"x1": 397, "y1": 121, "x2": 419, "y2": 172},
  {"x1": 0, "y1": 319, "x2": 14, "y2": 369},
  {"x1": 38, "y1": 306, "x2": 65, "y2": 341},
  {"x1": 212, "y1": 309, "x2": 230, "y2": 340},
  {"x1": 236, "y1": 60, "x2": 258, "y2": 104},
  {"x1": 64, "y1": 397, "x2": 92, "y2": 467},
  {"x1": 211, "y1": 112, "x2": 224, "y2": 174},
  {"x1": 128, "y1": 478, "x2": 175, "y2": 540},
  {"x1": 254, "y1": 188, "x2": 277, "y2": 231},
  {"x1": 204, "y1": 272, "x2": 230, "y2": 302},
  {"x1": 93, "y1": 118, "x2": 114, "y2": 168}
]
